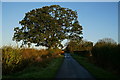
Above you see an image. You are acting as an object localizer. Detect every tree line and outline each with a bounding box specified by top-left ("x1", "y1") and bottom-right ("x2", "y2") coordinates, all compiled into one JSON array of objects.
[
  {"x1": 65, "y1": 38, "x2": 120, "y2": 75},
  {"x1": 91, "y1": 38, "x2": 120, "y2": 75}
]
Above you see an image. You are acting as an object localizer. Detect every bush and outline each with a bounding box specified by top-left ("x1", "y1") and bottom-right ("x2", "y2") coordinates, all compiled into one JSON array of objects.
[
  {"x1": 21, "y1": 49, "x2": 48, "y2": 62},
  {"x1": 91, "y1": 38, "x2": 120, "y2": 75},
  {"x1": 48, "y1": 48, "x2": 62, "y2": 57},
  {"x1": 2, "y1": 46, "x2": 62, "y2": 75},
  {"x1": 2, "y1": 46, "x2": 22, "y2": 74}
]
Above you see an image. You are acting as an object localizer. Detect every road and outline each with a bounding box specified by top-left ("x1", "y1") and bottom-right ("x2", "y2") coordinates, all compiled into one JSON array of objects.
[{"x1": 56, "y1": 53, "x2": 95, "y2": 80}]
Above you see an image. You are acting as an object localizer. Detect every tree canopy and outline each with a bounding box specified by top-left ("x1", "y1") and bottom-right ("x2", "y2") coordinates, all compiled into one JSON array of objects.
[
  {"x1": 13, "y1": 5, "x2": 83, "y2": 49},
  {"x1": 65, "y1": 40, "x2": 93, "y2": 53}
]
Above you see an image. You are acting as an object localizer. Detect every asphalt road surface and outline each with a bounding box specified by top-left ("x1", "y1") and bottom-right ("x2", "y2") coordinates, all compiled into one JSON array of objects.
[{"x1": 56, "y1": 53, "x2": 95, "y2": 80}]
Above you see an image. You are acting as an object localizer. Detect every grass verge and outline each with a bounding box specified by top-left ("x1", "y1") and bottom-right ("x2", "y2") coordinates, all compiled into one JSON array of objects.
[
  {"x1": 2, "y1": 56, "x2": 64, "y2": 79},
  {"x1": 71, "y1": 54, "x2": 119, "y2": 79}
]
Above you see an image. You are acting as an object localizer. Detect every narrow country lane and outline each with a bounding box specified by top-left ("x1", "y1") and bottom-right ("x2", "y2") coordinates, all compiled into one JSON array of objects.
[{"x1": 56, "y1": 53, "x2": 95, "y2": 80}]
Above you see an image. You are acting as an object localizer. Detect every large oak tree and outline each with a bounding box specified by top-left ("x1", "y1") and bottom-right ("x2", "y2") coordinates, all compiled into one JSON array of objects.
[{"x1": 13, "y1": 5, "x2": 83, "y2": 49}]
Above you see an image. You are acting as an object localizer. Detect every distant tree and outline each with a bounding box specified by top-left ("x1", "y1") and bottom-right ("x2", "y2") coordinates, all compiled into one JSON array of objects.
[
  {"x1": 92, "y1": 38, "x2": 118, "y2": 68},
  {"x1": 65, "y1": 40, "x2": 78, "y2": 53},
  {"x1": 13, "y1": 5, "x2": 83, "y2": 49},
  {"x1": 65, "y1": 39, "x2": 93, "y2": 52},
  {"x1": 98, "y1": 38, "x2": 116, "y2": 44},
  {"x1": 95, "y1": 38, "x2": 117, "y2": 47},
  {"x1": 81, "y1": 41, "x2": 93, "y2": 51}
]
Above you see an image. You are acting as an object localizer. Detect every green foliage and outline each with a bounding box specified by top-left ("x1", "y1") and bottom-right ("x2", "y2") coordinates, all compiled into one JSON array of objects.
[
  {"x1": 2, "y1": 45, "x2": 62, "y2": 75},
  {"x1": 91, "y1": 38, "x2": 120, "y2": 75},
  {"x1": 3, "y1": 56, "x2": 64, "y2": 79},
  {"x1": 72, "y1": 54, "x2": 118, "y2": 79},
  {"x1": 13, "y1": 5, "x2": 83, "y2": 49},
  {"x1": 2, "y1": 46, "x2": 22, "y2": 74},
  {"x1": 65, "y1": 40, "x2": 93, "y2": 53}
]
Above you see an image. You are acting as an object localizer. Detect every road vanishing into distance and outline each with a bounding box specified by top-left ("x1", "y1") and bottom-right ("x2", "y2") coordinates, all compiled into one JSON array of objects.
[{"x1": 56, "y1": 53, "x2": 95, "y2": 80}]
